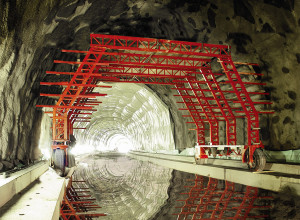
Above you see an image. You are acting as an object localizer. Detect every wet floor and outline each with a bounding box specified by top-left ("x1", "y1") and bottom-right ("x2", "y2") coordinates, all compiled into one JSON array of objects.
[{"x1": 75, "y1": 153, "x2": 300, "y2": 220}]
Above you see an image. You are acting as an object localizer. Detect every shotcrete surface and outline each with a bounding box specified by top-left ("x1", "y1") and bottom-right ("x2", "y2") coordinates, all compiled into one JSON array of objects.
[
  {"x1": 1, "y1": 1, "x2": 300, "y2": 218},
  {"x1": 73, "y1": 83, "x2": 175, "y2": 153},
  {"x1": 1, "y1": 0, "x2": 300, "y2": 163}
]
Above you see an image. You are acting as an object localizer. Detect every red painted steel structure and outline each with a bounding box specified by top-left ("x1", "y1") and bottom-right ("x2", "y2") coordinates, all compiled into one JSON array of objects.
[
  {"x1": 61, "y1": 176, "x2": 106, "y2": 219},
  {"x1": 89, "y1": 34, "x2": 270, "y2": 162},
  {"x1": 174, "y1": 175, "x2": 272, "y2": 219},
  {"x1": 37, "y1": 49, "x2": 112, "y2": 152},
  {"x1": 37, "y1": 33, "x2": 271, "y2": 167}
]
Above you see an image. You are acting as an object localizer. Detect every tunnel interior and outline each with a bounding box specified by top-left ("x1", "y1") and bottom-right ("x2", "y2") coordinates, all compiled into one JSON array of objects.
[
  {"x1": 72, "y1": 82, "x2": 176, "y2": 154},
  {"x1": 1, "y1": 0, "x2": 300, "y2": 219}
]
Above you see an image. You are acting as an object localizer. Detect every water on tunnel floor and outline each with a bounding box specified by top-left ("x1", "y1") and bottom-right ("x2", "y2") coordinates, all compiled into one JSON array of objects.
[{"x1": 73, "y1": 153, "x2": 300, "y2": 220}]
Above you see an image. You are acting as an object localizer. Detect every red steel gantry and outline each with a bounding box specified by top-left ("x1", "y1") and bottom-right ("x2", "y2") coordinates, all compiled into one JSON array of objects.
[
  {"x1": 37, "y1": 34, "x2": 272, "y2": 171},
  {"x1": 60, "y1": 175, "x2": 106, "y2": 219},
  {"x1": 174, "y1": 175, "x2": 272, "y2": 219}
]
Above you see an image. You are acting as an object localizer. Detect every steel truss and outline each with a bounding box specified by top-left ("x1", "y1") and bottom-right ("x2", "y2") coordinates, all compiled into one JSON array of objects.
[
  {"x1": 60, "y1": 176, "x2": 106, "y2": 219},
  {"x1": 37, "y1": 33, "x2": 271, "y2": 165},
  {"x1": 174, "y1": 175, "x2": 272, "y2": 219}
]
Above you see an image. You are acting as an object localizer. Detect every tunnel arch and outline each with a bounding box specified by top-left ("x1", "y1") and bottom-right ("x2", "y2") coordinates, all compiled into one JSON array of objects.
[
  {"x1": 72, "y1": 83, "x2": 176, "y2": 153},
  {"x1": 1, "y1": 1, "x2": 300, "y2": 219},
  {"x1": 36, "y1": 33, "x2": 270, "y2": 172}
]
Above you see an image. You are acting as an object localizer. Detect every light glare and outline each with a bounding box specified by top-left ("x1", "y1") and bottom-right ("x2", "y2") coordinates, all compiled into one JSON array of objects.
[
  {"x1": 107, "y1": 134, "x2": 134, "y2": 153},
  {"x1": 41, "y1": 148, "x2": 51, "y2": 160},
  {"x1": 71, "y1": 144, "x2": 95, "y2": 155}
]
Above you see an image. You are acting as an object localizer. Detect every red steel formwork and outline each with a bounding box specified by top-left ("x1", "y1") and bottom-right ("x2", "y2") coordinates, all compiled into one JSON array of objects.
[
  {"x1": 60, "y1": 176, "x2": 106, "y2": 219},
  {"x1": 37, "y1": 49, "x2": 111, "y2": 151},
  {"x1": 174, "y1": 175, "x2": 272, "y2": 219},
  {"x1": 37, "y1": 34, "x2": 271, "y2": 168},
  {"x1": 88, "y1": 34, "x2": 271, "y2": 163}
]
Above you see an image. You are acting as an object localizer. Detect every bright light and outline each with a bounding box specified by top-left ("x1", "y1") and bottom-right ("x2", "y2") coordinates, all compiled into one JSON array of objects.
[
  {"x1": 73, "y1": 135, "x2": 134, "y2": 153},
  {"x1": 107, "y1": 134, "x2": 134, "y2": 153},
  {"x1": 41, "y1": 148, "x2": 51, "y2": 160},
  {"x1": 79, "y1": 162, "x2": 89, "y2": 168},
  {"x1": 117, "y1": 142, "x2": 132, "y2": 153},
  {"x1": 71, "y1": 144, "x2": 95, "y2": 155}
]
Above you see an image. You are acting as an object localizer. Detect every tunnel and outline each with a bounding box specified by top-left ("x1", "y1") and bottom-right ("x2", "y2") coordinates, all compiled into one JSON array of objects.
[{"x1": 1, "y1": 0, "x2": 300, "y2": 219}]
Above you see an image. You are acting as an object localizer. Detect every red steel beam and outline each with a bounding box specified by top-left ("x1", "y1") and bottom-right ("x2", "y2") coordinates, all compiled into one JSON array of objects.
[
  {"x1": 54, "y1": 60, "x2": 207, "y2": 72},
  {"x1": 38, "y1": 34, "x2": 270, "y2": 167},
  {"x1": 175, "y1": 84, "x2": 206, "y2": 145},
  {"x1": 177, "y1": 80, "x2": 220, "y2": 146},
  {"x1": 36, "y1": 105, "x2": 94, "y2": 110},
  {"x1": 52, "y1": 50, "x2": 106, "y2": 142},
  {"x1": 200, "y1": 65, "x2": 236, "y2": 145},
  {"x1": 40, "y1": 93, "x2": 106, "y2": 98},
  {"x1": 90, "y1": 34, "x2": 230, "y2": 57},
  {"x1": 40, "y1": 82, "x2": 112, "y2": 88},
  {"x1": 218, "y1": 57, "x2": 263, "y2": 163}
]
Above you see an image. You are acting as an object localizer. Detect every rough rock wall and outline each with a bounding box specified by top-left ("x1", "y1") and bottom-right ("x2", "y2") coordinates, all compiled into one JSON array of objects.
[
  {"x1": 0, "y1": 0, "x2": 67, "y2": 162},
  {"x1": 0, "y1": 0, "x2": 299, "y2": 162}
]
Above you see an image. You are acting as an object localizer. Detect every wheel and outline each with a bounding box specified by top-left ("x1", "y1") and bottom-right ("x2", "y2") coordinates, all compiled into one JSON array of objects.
[
  {"x1": 246, "y1": 148, "x2": 266, "y2": 172},
  {"x1": 53, "y1": 149, "x2": 66, "y2": 175},
  {"x1": 50, "y1": 150, "x2": 55, "y2": 167}
]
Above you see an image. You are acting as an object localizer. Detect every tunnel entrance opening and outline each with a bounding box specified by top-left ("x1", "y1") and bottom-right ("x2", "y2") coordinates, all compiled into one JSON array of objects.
[
  {"x1": 107, "y1": 134, "x2": 134, "y2": 153},
  {"x1": 73, "y1": 133, "x2": 134, "y2": 154},
  {"x1": 36, "y1": 34, "x2": 272, "y2": 173}
]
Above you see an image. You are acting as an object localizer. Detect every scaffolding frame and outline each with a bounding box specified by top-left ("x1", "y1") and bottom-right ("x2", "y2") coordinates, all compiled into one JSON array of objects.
[
  {"x1": 174, "y1": 175, "x2": 272, "y2": 219},
  {"x1": 37, "y1": 33, "x2": 271, "y2": 164},
  {"x1": 60, "y1": 176, "x2": 106, "y2": 219}
]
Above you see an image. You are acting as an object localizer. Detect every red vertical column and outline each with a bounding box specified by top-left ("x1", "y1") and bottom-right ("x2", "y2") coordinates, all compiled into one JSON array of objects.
[
  {"x1": 218, "y1": 56, "x2": 262, "y2": 162},
  {"x1": 175, "y1": 83, "x2": 206, "y2": 145},
  {"x1": 200, "y1": 66, "x2": 237, "y2": 145}
]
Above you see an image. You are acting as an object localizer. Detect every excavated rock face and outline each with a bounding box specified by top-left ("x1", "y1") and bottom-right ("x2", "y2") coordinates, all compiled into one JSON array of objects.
[
  {"x1": 1, "y1": 1, "x2": 300, "y2": 219},
  {"x1": 0, "y1": 1, "x2": 299, "y2": 157}
]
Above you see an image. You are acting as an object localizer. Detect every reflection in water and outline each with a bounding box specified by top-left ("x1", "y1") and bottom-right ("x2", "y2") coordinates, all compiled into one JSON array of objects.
[
  {"x1": 74, "y1": 154, "x2": 173, "y2": 220},
  {"x1": 174, "y1": 175, "x2": 272, "y2": 219}
]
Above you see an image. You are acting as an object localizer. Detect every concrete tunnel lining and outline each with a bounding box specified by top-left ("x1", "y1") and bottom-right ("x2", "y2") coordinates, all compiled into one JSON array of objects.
[
  {"x1": 1, "y1": 0, "x2": 300, "y2": 219},
  {"x1": 1, "y1": 0, "x2": 300, "y2": 163},
  {"x1": 72, "y1": 82, "x2": 176, "y2": 153}
]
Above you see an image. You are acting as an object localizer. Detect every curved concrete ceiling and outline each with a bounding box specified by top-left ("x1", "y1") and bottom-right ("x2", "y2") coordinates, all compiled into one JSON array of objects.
[
  {"x1": 1, "y1": 0, "x2": 300, "y2": 162},
  {"x1": 1, "y1": 1, "x2": 300, "y2": 219},
  {"x1": 73, "y1": 83, "x2": 175, "y2": 154}
]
